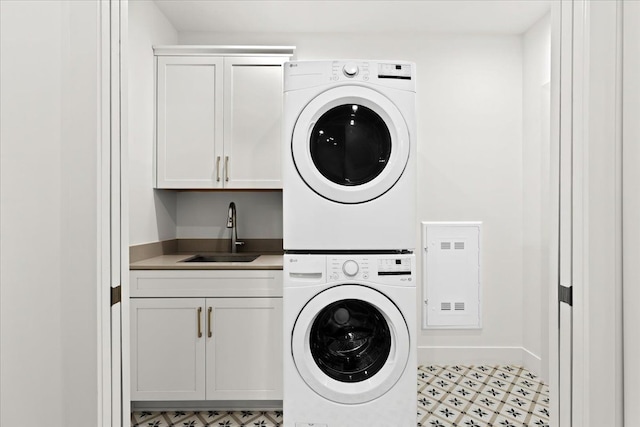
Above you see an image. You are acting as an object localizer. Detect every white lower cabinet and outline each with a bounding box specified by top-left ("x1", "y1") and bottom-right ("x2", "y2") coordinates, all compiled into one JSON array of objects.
[
  {"x1": 131, "y1": 296, "x2": 283, "y2": 401},
  {"x1": 130, "y1": 298, "x2": 206, "y2": 401},
  {"x1": 205, "y1": 298, "x2": 282, "y2": 400}
]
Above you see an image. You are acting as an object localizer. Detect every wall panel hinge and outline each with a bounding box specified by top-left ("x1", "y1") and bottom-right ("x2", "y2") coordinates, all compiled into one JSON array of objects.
[
  {"x1": 111, "y1": 285, "x2": 121, "y2": 306},
  {"x1": 559, "y1": 285, "x2": 573, "y2": 306}
]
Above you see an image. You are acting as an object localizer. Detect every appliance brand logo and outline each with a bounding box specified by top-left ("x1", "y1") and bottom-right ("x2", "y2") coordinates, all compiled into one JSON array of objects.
[{"x1": 289, "y1": 258, "x2": 298, "y2": 263}]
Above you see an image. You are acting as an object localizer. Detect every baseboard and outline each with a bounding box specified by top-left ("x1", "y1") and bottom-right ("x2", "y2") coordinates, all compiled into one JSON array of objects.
[
  {"x1": 418, "y1": 346, "x2": 543, "y2": 376},
  {"x1": 131, "y1": 400, "x2": 283, "y2": 412},
  {"x1": 522, "y1": 347, "x2": 543, "y2": 379}
]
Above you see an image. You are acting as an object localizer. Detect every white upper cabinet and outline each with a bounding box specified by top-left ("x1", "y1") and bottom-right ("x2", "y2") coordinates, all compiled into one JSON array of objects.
[
  {"x1": 156, "y1": 56, "x2": 224, "y2": 189},
  {"x1": 223, "y1": 57, "x2": 285, "y2": 188},
  {"x1": 154, "y1": 47, "x2": 294, "y2": 189}
]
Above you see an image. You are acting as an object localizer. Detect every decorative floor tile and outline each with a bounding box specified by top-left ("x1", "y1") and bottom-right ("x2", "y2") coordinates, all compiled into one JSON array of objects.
[{"x1": 132, "y1": 366, "x2": 549, "y2": 427}]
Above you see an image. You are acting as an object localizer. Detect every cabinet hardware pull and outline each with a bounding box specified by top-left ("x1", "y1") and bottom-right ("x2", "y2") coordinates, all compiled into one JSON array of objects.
[
  {"x1": 225, "y1": 156, "x2": 230, "y2": 182},
  {"x1": 208, "y1": 307, "x2": 212, "y2": 338},
  {"x1": 197, "y1": 307, "x2": 203, "y2": 338},
  {"x1": 216, "y1": 156, "x2": 221, "y2": 182}
]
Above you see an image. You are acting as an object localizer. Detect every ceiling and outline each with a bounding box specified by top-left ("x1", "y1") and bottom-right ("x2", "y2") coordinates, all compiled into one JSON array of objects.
[{"x1": 152, "y1": 0, "x2": 552, "y2": 35}]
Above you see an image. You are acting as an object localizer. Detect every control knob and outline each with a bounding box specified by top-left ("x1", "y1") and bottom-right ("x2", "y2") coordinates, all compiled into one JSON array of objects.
[
  {"x1": 343, "y1": 62, "x2": 359, "y2": 77},
  {"x1": 342, "y1": 260, "x2": 359, "y2": 277}
]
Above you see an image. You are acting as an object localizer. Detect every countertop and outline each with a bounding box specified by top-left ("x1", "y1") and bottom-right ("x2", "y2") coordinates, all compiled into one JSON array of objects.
[{"x1": 129, "y1": 253, "x2": 283, "y2": 270}]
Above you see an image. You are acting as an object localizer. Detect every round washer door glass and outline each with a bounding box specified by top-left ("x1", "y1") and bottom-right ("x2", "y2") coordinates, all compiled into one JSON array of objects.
[
  {"x1": 292, "y1": 86, "x2": 411, "y2": 204},
  {"x1": 292, "y1": 285, "x2": 410, "y2": 404},
  {"x1": 310, "y1": 299, "x2": 391, "y2": 382},
  {"x1": 310, "y1": 105, "x2": 391, "y2": 186}
]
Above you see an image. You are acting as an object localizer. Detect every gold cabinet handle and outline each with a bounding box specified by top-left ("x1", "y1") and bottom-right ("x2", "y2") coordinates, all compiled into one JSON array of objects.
[
  {"x1": 225, "y1": 156, "x2": 229, "y2": 182},
  {"x1": 207, "y1": 307, "x2": 212, "y2": 338},
  {"x1": 197, "y1": 307, "x2": 203, "y2": 338},
  {"x1": 216, "y1": 156, "x2": 221, "y2": 182}
]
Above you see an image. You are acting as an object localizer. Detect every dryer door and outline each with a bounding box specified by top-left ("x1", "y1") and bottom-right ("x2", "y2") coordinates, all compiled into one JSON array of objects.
[
  {"x1": 291, "y1": 86, "x2": 410, "y2": 204},
  {"x1": 291, "y1": 284, "x2": 410, "y2": 404}
]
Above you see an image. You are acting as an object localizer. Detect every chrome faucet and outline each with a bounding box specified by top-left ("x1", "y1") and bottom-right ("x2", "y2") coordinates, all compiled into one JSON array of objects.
[{"x1": 226, "y1": 202, "x2": 244, "y2": 253}]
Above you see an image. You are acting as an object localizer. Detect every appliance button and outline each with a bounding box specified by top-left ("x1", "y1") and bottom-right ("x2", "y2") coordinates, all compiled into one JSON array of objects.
[
  {"x1": 363, "y1": 273, "x2": 369, "y2": 279},
  {"x1": 342, "y1": 260, "x2": 359, "y2": 277},
  {"x1": 330, "y1": 273, "x2": 339, "y2": 281},
  {"x1": 343, "y1": 62, "x2": 359, "y2": 77}
]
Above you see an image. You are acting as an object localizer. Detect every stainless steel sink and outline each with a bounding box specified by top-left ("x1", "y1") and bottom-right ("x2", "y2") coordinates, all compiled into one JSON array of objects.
[{"x1": 181, "y1": 254, "x2": 259, "y2": 263}]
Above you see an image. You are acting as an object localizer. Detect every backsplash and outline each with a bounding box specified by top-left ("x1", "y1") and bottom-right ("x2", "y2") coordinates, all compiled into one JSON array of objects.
[{"x1": 176, "y1": 191, "x2": 283, "y2": 239}]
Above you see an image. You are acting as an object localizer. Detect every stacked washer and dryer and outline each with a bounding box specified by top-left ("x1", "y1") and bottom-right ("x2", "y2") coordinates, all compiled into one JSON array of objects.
[{"x1": 282, "y1": 60, "x2": 417, "y2": 427}]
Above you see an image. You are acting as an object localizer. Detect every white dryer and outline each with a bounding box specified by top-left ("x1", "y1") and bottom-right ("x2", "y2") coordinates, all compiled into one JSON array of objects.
[
  {"x1": 283, "y1": 253, "x2": 416, "y2": 427},
  {"x1": 283, "y1": 60, "x2": 417, "y2": 251}
]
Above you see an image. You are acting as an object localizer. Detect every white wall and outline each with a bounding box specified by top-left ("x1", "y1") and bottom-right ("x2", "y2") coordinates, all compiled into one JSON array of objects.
[
  {"x1": 1, "y1": 1, "x2": 101, "y2": 425},
  {"x1": 129, "y1": 0, "x2": 179, "y2": 245},
  {"x1": 522, "y1": 13, "x2": 551, "y2": 380},
  {"x1": 1, "y1": 2, "x2": 63, "y2": 423},
  {"x1": 179, "y1": 31, "x2": 526, "y2": 364},
  {"x1": 414, "y1": 35, "x2": 524, "y2": 364}
]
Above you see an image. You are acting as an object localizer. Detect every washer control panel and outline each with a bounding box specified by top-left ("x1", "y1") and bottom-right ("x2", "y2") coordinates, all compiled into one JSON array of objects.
[
  {"x1": 327, "y1": 255, "x2": 414, "y2": 284},
  {"x1": 377, "y1": 257, "x2": 412, "y2": 275}
]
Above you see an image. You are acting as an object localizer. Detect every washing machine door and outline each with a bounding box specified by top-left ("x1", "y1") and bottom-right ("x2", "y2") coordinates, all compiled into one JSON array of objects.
[
  {"x1": 291, "y1": 284, "x2": 410, "y2": 404},
  {"x1": 291, "y1": 86, "x2": 410, "y2": 204}
]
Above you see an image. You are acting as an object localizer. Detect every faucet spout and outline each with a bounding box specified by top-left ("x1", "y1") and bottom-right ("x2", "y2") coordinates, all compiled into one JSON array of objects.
[{"x1": 226, "y1": 202, "x2": 244, "y2": 253}]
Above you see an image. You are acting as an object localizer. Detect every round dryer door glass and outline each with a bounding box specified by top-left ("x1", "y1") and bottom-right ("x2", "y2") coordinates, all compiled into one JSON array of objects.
[
  {"x1": 310, "y1": 105, "x2": 392, "y2": 186},
  {"x1": 291, "y1": 86, "x2": 411, "y2": 204},
  {"x1": 310, "y1": 299, "x2": 391, "y2": 383}
]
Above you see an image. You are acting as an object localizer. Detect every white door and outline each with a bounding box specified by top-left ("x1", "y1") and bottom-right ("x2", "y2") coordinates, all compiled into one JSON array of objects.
[
  {"x1": 156, "y1": 56, "x2": 224, "y2": 188},
  {"x1": 205, "y1": 298, "x2": 283, "y2": 400},
  {"x1": 623, "y1": 1, "x2": 640, "y2": 422},
  {"x1": 291, "y1": 285, "x2": 409, "y2": 404},
  {"x1": 291, "y1": 86, "x2": 410, "y2": 204},
  {"x1": 130, "y1": 298, "x2": 206, "y2": 401},
  {"x1": 223, "y1": 57, "x2": 287, "y2": 189}
]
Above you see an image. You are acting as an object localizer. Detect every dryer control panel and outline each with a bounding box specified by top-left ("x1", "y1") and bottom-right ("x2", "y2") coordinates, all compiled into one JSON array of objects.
[
  {"x1": 284, "y1": 60, "x2": 416, "y2": 92},
  {"x1": 378, "y1": 63, "x2": 412, "y2": 80}
]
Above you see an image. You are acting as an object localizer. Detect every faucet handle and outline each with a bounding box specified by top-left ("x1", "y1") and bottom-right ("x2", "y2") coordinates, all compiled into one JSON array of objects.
[{"x1": 235, "y1": 240, "x2": 245, "y2": 247}]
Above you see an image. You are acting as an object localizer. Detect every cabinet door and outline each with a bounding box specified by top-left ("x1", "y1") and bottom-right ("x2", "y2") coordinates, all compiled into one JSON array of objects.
[
  {"x1": 223, "y1": 57, "x2": 287, "y2": 189},
  {"x1": 130, "y1": 298, "x2": 206, "y2": 400},
  {"x1": 205, "y1": 298, "x2": 283, "y2": 400},
  {"x1": 156, "y1": 56, "x2": 224, "y2": 188}
]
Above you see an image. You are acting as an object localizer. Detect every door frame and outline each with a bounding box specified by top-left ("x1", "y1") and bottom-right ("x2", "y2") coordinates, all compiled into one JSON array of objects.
[
  {"x1": 99, "y1": 0, "x2": 129, "y2": 426},
  {"x1": 105, "y1": 1, "x2": 629, "y2": 425},
  {"x1": 554, "y1": 1, "x2": 626, "y2": 426}
]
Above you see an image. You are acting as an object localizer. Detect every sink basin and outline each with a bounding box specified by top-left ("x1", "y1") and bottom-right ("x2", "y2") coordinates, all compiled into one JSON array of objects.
[{"x1": 182, "y1": 254, "x2": 260, "y2": 263}]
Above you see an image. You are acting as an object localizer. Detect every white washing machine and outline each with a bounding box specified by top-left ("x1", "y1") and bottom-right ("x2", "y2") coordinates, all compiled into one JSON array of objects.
[
  {"x1": 283, "y1": 60, "x2": 417, "y2": 251},
  {"x1": 283, "y1": 253, "x2": 416, "y2": 427}
]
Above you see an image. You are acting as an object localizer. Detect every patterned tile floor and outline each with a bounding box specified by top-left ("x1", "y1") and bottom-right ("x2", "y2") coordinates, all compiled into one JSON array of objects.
[
  {"x1": 417, "y1": 365, "x2": 549, "y2": 427},
  {"x1": 131, "y1": 365, "x2": 549, "y2": 427}
]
